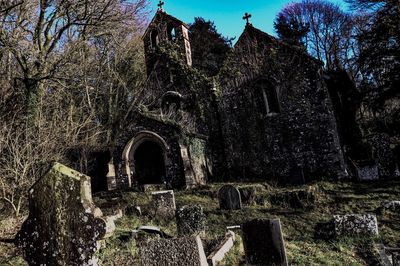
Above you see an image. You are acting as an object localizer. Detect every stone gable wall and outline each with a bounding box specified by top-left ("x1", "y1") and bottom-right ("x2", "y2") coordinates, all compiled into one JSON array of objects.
[{"x1": 217, "y1": 27, "x2": 346, "y2": 180}]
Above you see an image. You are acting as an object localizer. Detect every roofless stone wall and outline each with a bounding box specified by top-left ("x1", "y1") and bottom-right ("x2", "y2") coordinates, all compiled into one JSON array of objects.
[{"x1": 217, "y1": 26, "x2": 346, "y2": 181}]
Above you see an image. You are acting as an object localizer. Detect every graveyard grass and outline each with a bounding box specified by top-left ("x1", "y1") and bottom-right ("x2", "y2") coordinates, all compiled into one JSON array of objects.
[{"x1": 1, "y1": 179, "x2": 399, "y2": 265}]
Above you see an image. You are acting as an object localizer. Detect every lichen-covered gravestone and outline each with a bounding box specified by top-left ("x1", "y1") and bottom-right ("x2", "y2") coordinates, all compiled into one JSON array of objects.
[
  {"x1": 355, "y1": 162, "x2": 379, "y2": 181},
  {"x1": 333, "y1": 214, "x2": 379, "y2": 236},
  {"x1": 16, "y1": 163, "x2": 110, "y2": 266},
  {"x1": 176, "y1": 205, "x2": 206, "y2": 236},
  {"x1": 218, "y1": 185, "x2": 242, "y2": 210},
  {"x1": 151, "y1": 190, "x2": 176, "y2": 218},
  {"x1": 140, "y1": 236, "x2": 208, "y2": 266},
  {"x1": 383, "y1": 201, "x2": 400, "y2": 212},
  {"x1": 242, "y1": 219, "x2": 288, "y2": 266}
]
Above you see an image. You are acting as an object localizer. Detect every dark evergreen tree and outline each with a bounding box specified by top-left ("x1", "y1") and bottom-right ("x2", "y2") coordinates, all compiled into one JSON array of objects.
[
  {"x1": 189, "y1": 17, "x2": 233, "y2": 77},
  {"x1": 353, "y1": 0, "x2": 400, "y2": 97},
  {"x1": 274, "y1": 13, "x2": 309, "y2": 47},
  {"x1": 346, "y1": 0, "x2": 399, "y2": 134},
  {"x1": 348, "y1": 0, "x2": 400, "y2": 169}
]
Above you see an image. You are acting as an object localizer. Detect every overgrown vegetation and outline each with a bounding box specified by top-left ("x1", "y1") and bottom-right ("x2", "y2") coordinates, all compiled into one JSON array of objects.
[
  {"x1": 0, "y1": 0, "x2": 149, "y2": 217},
  {"x1": 189, "y1": 17, "x2": 233, "y2": 77},
  {"x1": 3, "y1": 180, "x2": 397, "y2": 265},
  {"x1": 75, "y1": 180, "x2": 400, "y2": 265}
]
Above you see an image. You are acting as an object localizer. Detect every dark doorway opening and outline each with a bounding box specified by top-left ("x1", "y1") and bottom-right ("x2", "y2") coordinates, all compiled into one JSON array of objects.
[
  {"x1": 88, "y1": 151, "x2": 111, "y2": 192},
  {"x1": 134, "y1": 140, "x2": 166, "y2": 184}
]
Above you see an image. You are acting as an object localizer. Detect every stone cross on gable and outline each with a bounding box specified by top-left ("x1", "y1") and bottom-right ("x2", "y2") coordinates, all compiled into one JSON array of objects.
[
  {"x1": 243, "y1": 13, "x2": 252, "y2": 25},
  {"x1": 158, "y1": 0, "x2": 165, "y2": 11}
]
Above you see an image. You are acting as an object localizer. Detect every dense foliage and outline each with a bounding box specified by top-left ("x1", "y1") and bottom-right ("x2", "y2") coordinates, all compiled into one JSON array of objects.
[
  {"x1": 189, "y1": 17, "x2": 233, "y2": 77},
  {"x1": 274, "y1": 13, "x2": 309, "y2": 47},
  {"x1": 0, "y1": 0, "x2": 149, "y2": 216}
]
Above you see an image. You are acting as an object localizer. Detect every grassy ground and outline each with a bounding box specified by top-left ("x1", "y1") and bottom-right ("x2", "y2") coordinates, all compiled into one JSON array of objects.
[{"x1": 1, "y1": 180, "x2": 399, "y2": 265}]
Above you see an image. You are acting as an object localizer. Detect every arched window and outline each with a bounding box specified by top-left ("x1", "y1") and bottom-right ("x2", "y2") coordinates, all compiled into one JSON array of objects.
[
  {"x1": 167, "y1": 23, "x2": 177, "y2": 41},
  {"x1": 150, "y1": 29, "x2": 159, "y2": 48},
  {"x1": 161, "y1": 91, "x2": 182, "y2": 116},
  {"x1": 258, "y1": 80, "x2": 280, "y2": 114}
]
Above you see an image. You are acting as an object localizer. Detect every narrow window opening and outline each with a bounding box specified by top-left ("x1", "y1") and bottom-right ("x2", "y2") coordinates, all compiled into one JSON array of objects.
[
  {"x1": 167, "y1": 24, "x2": 177, "y2": 41},
  {"x1": 151, "y1": 29, "x2": 159, "y2": 48},
  {"x1": 260, "y1": 81, "x2": 280, "y2": 114}
]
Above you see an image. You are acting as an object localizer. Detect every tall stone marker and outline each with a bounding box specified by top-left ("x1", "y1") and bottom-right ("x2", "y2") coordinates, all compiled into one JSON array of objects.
[
  {"x1": 242, "y1": 219, "x2": 288, "y2": 266},
  {"x1": 218, "y1": 185, "x2": 242, "y2": 210},
  {"x1": 16, "y1": 163, "x2": 110, "y2": 266},
  {"x1": 176, "y1": 205, "x2": 206, "y2": 236},
  {"x1": 140, "y1": 235, "x2": 208, "y2": 266},
  {"x1": 151, "y1": 190, "x2": 176, "y2": 218}
]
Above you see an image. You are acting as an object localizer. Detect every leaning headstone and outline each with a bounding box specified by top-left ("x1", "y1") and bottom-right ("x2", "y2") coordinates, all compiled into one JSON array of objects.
[
  {"x1": 151, "y1": 190, "x2": 176, "y2": 218},
  {"x1": 218, "y1": 185, "x2": 242, "y2": 210},
  {"x1": 135, "y1": 225, "x2": 172, "y2": 238},
  {"x1": 377, "y1": 245, "x2": 400, "y2": 266},
  {"x1": 207, "y1": 231, "x2": 236, "y2": 266},
  {"x1": 140, "y1": 235, "x2": 208, "y2": 266},
  {"x1": 242, "y1": 219, "x2": 288, "y2": 266},
  {"x1": 333, "y1": 214, "x2": 379, "y2": 236},
  {"x1": 376, "y1": 244, "x2": 393, "y2": 266},
  {"x1": 16, "y1": 163, "x2": 111, "y2": 266},
  {"x1": 176, "y1": 205, "x2": 206, "y2": 236}
]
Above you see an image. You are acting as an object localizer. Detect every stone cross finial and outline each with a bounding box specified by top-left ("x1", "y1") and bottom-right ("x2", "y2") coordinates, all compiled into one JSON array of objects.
[
  {"x1": 243, "y1": 13, "x2": 252, "y2": 25},
  {"x1": 157, "y1": 0, "x2": 165, "y2": 11}
]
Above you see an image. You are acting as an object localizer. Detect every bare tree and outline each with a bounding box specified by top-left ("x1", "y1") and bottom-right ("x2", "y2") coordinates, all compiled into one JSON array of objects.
[
  {"x1": 0, "y1": 0, "x2": 151, "y2": 217},
  {"x1": 275, "y1": 0, "x2": 356, "y2": 73},
  {"x1": 0, "y1": 0, "x2": 148, "y2": 125}
]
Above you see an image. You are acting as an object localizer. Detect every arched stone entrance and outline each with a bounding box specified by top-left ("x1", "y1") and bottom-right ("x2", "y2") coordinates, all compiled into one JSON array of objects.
[
  {"x1": 122, "y1": 131, "x2": 169, "y2": 187},
  {"x1": 134, "y1": 140, "x2": 166, "y2": 184}
]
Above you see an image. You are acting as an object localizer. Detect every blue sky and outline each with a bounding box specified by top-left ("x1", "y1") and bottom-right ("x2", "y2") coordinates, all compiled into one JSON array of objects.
[{"x1": 149, "y1": 0, "x2": 347, "y2": 40}]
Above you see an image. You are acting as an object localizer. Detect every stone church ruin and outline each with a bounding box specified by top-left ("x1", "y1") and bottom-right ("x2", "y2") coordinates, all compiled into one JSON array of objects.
[{"x1": 102, "y1": 5, "x2": 349, "y2": 191}]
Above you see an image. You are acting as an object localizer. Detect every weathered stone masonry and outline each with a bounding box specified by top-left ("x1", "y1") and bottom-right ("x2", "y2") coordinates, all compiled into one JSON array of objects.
[
  {"x1": 108, "y1": 10, "x2": 347, "y2": 190},
  {"x1": 217, "y1": 26, "x2": 346, "y2": 181}
]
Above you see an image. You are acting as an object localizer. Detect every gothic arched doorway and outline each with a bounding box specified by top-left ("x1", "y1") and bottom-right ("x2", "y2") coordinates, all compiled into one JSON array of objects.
[
  {"x1": 122, "y1": 131, "x2": 169, "y2": 187},
  {"x1": 133, "y1": 140, "x2": 166, "y2": 184}
]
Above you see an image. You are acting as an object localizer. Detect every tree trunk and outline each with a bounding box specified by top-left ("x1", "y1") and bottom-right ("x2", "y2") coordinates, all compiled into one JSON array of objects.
[{"x1": 24, "y1": 78, "x2": 43, "y2": 127}]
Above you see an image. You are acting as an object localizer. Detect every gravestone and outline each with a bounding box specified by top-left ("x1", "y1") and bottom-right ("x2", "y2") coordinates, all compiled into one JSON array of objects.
[
  {"x1": 354, "y1": 161, "x2": 379, "y2": 181},
  {"x1": 140, "y1": 235, "x2": 208, "y2": 266},
  {"x1": 151, "y1": 190, "x2": 176, "y2": 218},
  {"x1": 242, "y1": 219, "x2": 288, "y2": 266},
  {"x1": 176, "y1": 205, "x2": 206, "y2": 236},
  {"x1": 383, "y1": 201, "x2": 400, "y2": 212},
  {"x1": 207, "y1": 231, "x2": 236, "y2": 266},
  {"x1": 333, "y1": 214, "x2": 379, "y2": 236},
  {"x1": 218, "y1": 185, "x2": 242, "y2": 210},
  {"x1": 16, "y1": 163, "x2": 110, "y2": 266}
]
